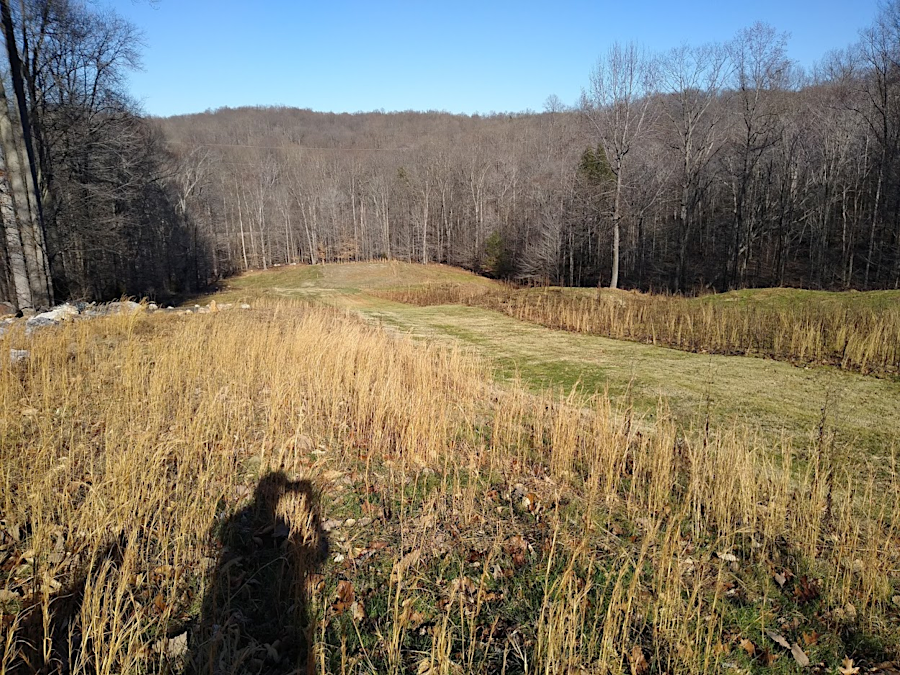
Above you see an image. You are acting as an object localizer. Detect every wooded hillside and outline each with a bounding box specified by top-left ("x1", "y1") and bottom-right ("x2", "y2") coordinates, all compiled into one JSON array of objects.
[
  {"x1": 4, "y1": 2, "x2": 900, "y2": 306},
  {"x1": 158, "y1": 15, "x2": 900, "y2": 293}
]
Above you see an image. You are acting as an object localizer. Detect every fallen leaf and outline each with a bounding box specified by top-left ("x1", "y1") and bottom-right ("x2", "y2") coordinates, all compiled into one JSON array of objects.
[
  {"x1": 717, "y1": 551, "x2": 738, "y2": 563},
  {"x1": 790, "y1": 643, "x2": 809, "y2": 668},
  {"x1": 766, "y1": 630, "x2": 790, "y2": 649},
  {"x1": 351, "y1": 599, "x2": 366, "y2": 622},
  {"x1": 739, "y1": 638, "x2": 756, "y2": 656},
  {"x1": 793, "y1": 575, "x2": 819, "y2": 604},
  {"x1": 629, "y1": 644, "x2": 649, "y2": 675},
  {"x1": 334, "y1": 579, "x2": 355, "y2": 614},
  {"x1": 801, "y1": 631, "x2": 818, "y2": 646},
  {"x1": 838, "y1": 657, "x2": 860, "y2": 675},
  {"x1": 449, "y1": 576, "x2": 476, "y2": 601},
  {"x1": 774, "y1": 572, "x2": 787, "y2": 587}
]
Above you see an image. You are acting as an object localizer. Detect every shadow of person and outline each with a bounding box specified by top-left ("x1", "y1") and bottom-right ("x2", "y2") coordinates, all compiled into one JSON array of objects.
[{"x1": 189, "y1": 471, "x2": 328, "y2": 675}]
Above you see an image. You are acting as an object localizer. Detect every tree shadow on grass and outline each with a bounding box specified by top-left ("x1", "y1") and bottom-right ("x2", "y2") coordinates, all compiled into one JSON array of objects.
[{"x1": 189, "y1": 471, "x2": 328, "y2": 675}]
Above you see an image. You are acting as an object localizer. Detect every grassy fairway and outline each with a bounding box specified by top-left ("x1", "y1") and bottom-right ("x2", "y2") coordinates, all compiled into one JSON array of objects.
[
  {"x1": 369, "y1": 303, "x2": 900, "y2": 457},
  {"x1": 212, "y1": 262, "x2": 900, "y2": 457}
]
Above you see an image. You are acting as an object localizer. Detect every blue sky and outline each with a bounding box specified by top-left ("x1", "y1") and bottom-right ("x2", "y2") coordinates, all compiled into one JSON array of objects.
[{"x1": 107, "y1": 0, "x2": 882, "y2": 117}]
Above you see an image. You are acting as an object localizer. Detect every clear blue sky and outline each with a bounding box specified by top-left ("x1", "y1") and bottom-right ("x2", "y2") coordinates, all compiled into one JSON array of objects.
[{"x1": 107, "y1": 0, "x2": 882, "y2": 117}]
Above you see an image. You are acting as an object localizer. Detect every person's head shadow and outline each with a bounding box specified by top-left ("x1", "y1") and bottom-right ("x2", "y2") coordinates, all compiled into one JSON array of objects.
[{"x1": 189, "y1": 470, "x2": 328, "y2": 674}]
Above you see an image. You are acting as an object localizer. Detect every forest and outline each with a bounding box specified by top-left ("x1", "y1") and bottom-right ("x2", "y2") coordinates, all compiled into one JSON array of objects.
[
  {"x1": 3, "y1": 1, "x2": 900, "y2": 307},
  {"x1": 157, "y1": 14, "x2": 900, "y2": 294}
]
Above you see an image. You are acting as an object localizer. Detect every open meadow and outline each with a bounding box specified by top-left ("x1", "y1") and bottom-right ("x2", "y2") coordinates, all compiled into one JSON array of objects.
[{"x1": 2, "y1": 262, "x2": 899, "y2": 674}]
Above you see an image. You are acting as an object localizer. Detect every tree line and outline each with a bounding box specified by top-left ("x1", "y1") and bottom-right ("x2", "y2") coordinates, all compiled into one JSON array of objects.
[
  {"x1": 160, "y1": 6, "x2": 900, "y2": 293},
  {"x1": 4, "y1": 3, "x2": 900, "y2": 309},
  {"x1": 0, "y1": 0, "x2": 211, "y2": 311}
]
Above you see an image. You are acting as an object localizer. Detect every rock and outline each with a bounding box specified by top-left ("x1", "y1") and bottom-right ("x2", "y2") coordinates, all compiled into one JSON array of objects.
[
  {"x1": 239, "y1": 303, "x2": 251, "y2": 310},
  {"x1": 26, "y1": 303, "x2": 78, "y2": 333},
  {"x1": 0, "y1": 318, "x2": 14, "y2": 337},
  {"x1": 0, "y1": 301, "x2": 15, "y2": 317},
  {"x1": 25, "y1": 316, "x2": 58, "y2": 333},
  {"x1": 148, "y1": 303, "x2": 158, "y2": 311},
  {"x1": 9, "y1": 349, "x2": 28, "y2": 364}
]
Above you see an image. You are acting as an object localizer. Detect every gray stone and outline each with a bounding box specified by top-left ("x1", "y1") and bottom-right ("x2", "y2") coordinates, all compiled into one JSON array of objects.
[
  {"x1": 24, "y1": 316, "x2": 60, "y2": 335},
  {"x1": 26, "y1": 303, "x2": 78, "y2": 329},
  {"x1": 9, "y1": 349, "x2": 29, "y2": 364}
]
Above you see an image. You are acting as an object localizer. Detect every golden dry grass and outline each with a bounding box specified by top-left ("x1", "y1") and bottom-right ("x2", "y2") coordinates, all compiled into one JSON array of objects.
[
  {"x1": 1, "y1": 299, "x2": 898, "y2": 673},
  {"x1": 378, "y1": 285, "x2": 900, "y2": 378}
]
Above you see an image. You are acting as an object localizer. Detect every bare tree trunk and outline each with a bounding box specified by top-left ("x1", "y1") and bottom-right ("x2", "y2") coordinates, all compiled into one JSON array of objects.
[
  {"x1": 422, "y1": 177, "x2": 429, "y2": 264},
  {"x1": 0, "y1": 77, "x2": 33, "y2": 309},
  {"x1": 236, "y1": 183, "x2": 248, "y2": 270},
  {"x1": 610, "y1": 173, "x2": 622, "y2": 289},
  {"x1": 1, "y1": 0, "x2": 50, "y2": 306},
  {"x1": 0, "y1": 171, "x2": 30, "y2": 309},
  {"x1": 865, "y1": 168, "x2": 882, "y2": 287}
]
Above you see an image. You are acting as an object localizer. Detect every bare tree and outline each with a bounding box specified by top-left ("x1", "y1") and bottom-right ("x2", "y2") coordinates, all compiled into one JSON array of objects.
[
  {"x1": 0, "y1": 0, "x2": 50, "y2": 308},
  {"x1": 724, "y1": 22, "x2": 792, "y2": 287},
  {"x1": 658, "y1": 42, "x2": 730, "y2": 290},
  {"x1": 582, "y1": 42, "x2": 657, "y2": 288}
]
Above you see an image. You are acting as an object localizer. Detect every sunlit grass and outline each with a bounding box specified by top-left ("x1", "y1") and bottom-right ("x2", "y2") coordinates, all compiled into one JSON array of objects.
[
  {"x1": 1, "y1": 297, "x2": 898, "y2": 673},
  {"x1": 380, "y1": 284, "x2": 900, "y2": 378}
]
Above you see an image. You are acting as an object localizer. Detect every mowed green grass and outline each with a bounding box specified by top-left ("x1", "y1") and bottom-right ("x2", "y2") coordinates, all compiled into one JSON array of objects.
[
  {"x1": 209, "y1": 262, "x2": 900, "y2": 457},
  {"x1": 212, "y1": 260, "x2": 499, "y2": 302}
]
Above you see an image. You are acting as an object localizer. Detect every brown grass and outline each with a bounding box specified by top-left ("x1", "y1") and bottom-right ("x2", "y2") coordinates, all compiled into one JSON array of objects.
[
  {"x1": 378, "y1": 285, "x2": 900, "y2": 378},
  {"x1": 1, "y1": 299, "x2": 898, "y2": 673}
]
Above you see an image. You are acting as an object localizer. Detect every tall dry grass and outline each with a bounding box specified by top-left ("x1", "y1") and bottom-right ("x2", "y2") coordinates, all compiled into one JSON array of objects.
[
  {"x1": 380, "y1": 284, "x2": 900, "y2": 377},
  {"x1": 0, "y1": 300, "x2": 897, "y2": 673}
]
